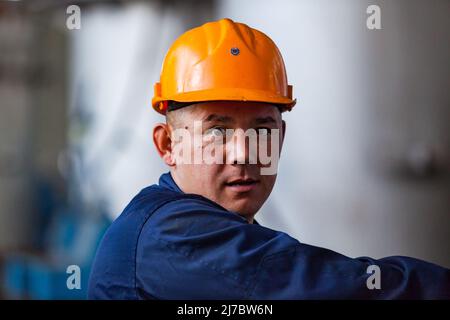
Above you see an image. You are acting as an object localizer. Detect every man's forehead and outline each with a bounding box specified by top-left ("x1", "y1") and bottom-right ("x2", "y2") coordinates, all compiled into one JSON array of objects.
[{"x1": 191, "y1": 102, "x2": 282, "y2": 121}]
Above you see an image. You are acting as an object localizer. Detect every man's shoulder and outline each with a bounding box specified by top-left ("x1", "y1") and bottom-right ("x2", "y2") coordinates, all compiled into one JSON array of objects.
[
  {"x1": 88, "y1": 183, "x2": 217, "y2": 299},
  {"x1": 119, "y1": 183, "x2": 226, "y2": 222},
  {"x1": 105, "y1": 183, "x2": 234, "y2": 247},
  {"x1": 137, "y1": 187, "x2": 295, "y2": 256},
  {"x1": 89, "y1": 182, "x2": 298, "y2": 299}
]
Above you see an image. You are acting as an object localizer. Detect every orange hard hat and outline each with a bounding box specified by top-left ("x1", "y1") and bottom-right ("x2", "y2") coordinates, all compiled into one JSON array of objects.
[{"x1": 152, "y1": 18, "x2": 296, "y2": 115}]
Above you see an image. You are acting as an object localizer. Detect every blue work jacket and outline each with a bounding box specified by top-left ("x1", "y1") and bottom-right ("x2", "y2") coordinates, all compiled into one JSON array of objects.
[{"x1": 88, "y1": 172, "x2": 450, "y2": 299}]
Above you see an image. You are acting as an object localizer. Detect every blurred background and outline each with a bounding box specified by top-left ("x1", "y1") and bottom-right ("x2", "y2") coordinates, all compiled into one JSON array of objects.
[{"x1": 0, "y1": 0, "x2": 449, "y2": 299}]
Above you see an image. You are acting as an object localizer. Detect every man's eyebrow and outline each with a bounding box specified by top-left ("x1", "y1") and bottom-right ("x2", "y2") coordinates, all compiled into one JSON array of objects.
[
  {"x1": 254, "y1": 116, "x2": 277, "y2": 125},
  {"x1": 203, "y1": 114, "x2": 234, "y2": 123}
]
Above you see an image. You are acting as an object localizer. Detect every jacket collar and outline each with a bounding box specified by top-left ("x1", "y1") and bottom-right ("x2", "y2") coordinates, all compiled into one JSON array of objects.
[
  {"x1": 159, "y1": 172, "x2": 183, "y2": 194},
  {"x1": 158, "y1": 171, "x2": 259, "y2": 225}
]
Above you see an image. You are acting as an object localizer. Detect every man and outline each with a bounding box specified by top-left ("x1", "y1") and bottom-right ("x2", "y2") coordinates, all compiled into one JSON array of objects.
[{"x1": 88, "y1": 18, "x2": 450, "y2": 299}]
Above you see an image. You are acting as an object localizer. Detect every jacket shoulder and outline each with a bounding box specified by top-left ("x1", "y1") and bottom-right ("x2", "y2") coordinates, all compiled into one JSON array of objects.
[{"x1": 88, "y1": 184, "x2": 189, "y2": 299}]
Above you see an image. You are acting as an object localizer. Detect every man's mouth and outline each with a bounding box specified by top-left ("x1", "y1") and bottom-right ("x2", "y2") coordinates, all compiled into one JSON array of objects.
[{"x1": 225, "y1": 178, "x2": 259, "y2": 192}]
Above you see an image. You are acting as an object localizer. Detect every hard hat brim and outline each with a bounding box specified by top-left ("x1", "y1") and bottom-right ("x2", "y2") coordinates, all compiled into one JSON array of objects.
[{"x1": 152, "y1": 87, "x2": 296, "y2": 115}]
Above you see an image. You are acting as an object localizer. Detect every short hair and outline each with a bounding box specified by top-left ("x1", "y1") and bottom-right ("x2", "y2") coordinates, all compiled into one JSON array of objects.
[{"x1": 165, "y1": 105, "x2": 193, "y2": 129}]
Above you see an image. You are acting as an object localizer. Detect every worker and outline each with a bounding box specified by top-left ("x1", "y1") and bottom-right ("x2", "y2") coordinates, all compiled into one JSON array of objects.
[{"x1": 88, "y1": 18, "x2": 450, "y2": 299}]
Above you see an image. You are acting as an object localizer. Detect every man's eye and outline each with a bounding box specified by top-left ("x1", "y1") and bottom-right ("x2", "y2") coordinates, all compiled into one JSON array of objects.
[
  {"x1": 257, "y1": 128, "x2": 271, "y2": 136},
  {"x1": 207, "y1": 127, "x2": 226, "y2": 137}
]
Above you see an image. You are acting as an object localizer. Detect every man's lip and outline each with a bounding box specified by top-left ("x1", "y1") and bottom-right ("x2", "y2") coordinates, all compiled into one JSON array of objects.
[
  {"x1": 224, "y1": 178, "x2": 260, "y2": 192},
  {"x1": 225, "y1": 178, "x2": 259, "y2": 185}
]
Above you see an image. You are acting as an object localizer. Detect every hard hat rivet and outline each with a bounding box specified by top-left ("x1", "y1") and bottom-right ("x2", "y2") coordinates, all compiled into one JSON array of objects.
[{"x1": 230, "y1": 47, "x2": 240, "y2": 56}]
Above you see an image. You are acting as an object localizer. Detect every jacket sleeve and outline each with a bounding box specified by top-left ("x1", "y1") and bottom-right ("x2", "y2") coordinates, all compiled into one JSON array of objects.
[
  {"x1": 136, "y1": 198, "x2": 450, "y2": 299},
  {"x1": 249, "y1": 245, "x2": 450, "y2": 299}
]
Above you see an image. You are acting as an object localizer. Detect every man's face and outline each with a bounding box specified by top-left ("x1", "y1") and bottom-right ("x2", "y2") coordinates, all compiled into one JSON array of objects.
[{"x1": 157, "y1": 101, "x2": 285, "y2": 222}]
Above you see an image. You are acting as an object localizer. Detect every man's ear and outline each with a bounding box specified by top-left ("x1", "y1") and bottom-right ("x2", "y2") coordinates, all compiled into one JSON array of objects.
[{"x1": 153, "y1": 123, "x2": 175, "y2": 166}]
